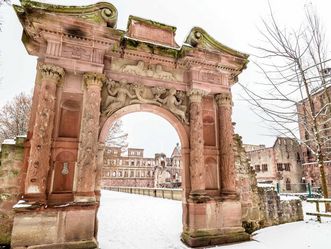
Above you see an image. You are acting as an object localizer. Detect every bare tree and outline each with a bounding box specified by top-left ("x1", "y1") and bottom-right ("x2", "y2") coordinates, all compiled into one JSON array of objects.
[
  {"x1": 105, "y1": 120, "x2": 128, "y2": 152},
  {"x1": 0, "y1": 92, "x2": 32, "y2": 144},
  {"x1": 240, "y1": 4, "x2": 331, "y2": 202}
]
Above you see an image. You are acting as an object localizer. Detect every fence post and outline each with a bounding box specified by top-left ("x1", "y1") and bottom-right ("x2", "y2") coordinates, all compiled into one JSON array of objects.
[{"x1": 307, "y1": 183, "x2": 312, "y2": 198}]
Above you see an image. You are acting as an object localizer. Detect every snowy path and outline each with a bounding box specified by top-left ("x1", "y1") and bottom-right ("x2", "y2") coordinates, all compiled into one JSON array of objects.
[{"x1": 98, "y1": 190, "x2": 331, "y2": 249}]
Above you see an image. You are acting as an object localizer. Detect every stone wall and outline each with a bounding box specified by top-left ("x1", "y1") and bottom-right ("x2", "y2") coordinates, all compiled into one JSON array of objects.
[
  {"x1": 234, "y1": 134, "x2": 303, "y2": 234},
  {"x1": 0, "y1": 137, "x2": 25, "y2": 245}
]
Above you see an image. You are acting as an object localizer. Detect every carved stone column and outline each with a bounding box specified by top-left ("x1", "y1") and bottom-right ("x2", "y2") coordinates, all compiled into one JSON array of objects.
[
  {"x1": 95, "y1": 142, "x2": 105, "y2": 203},
  {"x1": 24, "y1": 64, "x2": 64, "y2": 201},
  {"x1": 216, "y1": 92, "x2": 237, "y2": 199},
  {"x1": 75, "y1": 72, "x2": 106, "y2": 202},
  {"x1": 187, "y1": 89, "x2": 208, "y2": 199}
]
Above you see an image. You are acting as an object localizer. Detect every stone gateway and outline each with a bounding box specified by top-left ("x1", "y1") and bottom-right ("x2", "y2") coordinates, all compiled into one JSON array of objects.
[{"x1": 11, "y1": 1, "x2": 249, "y2": 248}]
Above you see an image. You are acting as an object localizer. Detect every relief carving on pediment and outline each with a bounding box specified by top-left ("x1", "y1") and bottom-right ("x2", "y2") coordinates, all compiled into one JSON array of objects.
[
  {"x1": 111, "y1": 60, "x2": 182, "y2": 82},
  {"x1": 101, "y1": 79, "x2": 188, "y2": 124}
]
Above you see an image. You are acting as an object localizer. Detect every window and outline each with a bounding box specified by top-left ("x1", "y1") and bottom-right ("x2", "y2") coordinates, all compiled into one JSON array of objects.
[
  {"x1": 262, "y1": 164, "x2": 268, "y2": 172},
  {"x1": 286, "y1": 178, "x2": 291, "y2": 191},
  {"x1": 130, "y1": 171, "x2": 134, "y2": 177},
  {"x1": 112, "y1": 171, "x2": 116, "y2": 177},
  {"x1": 131, "y1": 161, "x2": 135, "y2": 166},
  {"x1": 297, "y1": 153, "x2": 301, "y2": 162},
  {"x1": 284, "y1": 163, "x2": 290, "y2": 171},
  {"x1": 255, "y1": 165, "x2": 261, "y2": 172},
  {"x1": 277, "y1": 163, "x2": 283, "y2": 171}
]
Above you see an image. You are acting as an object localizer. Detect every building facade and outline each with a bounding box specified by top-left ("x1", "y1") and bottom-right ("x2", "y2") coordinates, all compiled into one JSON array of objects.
[
  {"x1": 102, "y1": 144, "x2": 182, "y2": 188},
  {"x1": 296, "y1": 84, "x2": 331, "y2": 194},
  {"x1": 245, "y1": 137, "x2": 304, "y2": 192}
]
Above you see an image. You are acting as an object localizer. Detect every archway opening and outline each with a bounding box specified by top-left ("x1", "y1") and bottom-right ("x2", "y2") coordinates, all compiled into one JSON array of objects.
[{"x1": 97, "y1": 107, "x2": 188, "y2": 248}]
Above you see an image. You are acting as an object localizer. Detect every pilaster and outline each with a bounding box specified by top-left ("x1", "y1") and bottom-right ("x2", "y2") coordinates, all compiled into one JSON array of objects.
[
  {"x1": 216, "y1": 92, "x2": 237, "y2": 199},
  {"x1": 187, "y1": 89, "x2": 208, "y2": 200},
  {"x1": 24, "y1": 63, "x2": 64, "y2": 201},
  {"x1": 75, "y1": 72, "x2": 106, "y2": 203}
]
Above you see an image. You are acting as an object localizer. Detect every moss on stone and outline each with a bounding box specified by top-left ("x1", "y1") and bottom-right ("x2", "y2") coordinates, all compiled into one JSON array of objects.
[{"x1": 127, "y1": 15, "x2": 177, "y2": 32}]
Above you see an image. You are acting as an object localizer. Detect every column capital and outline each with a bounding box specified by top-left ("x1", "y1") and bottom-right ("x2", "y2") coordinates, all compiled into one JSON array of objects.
[
  {"x1": 187, "y1": 88, "x2": 208, "y2": 103},
  {"x1": 83, "y1": 72, "x2": 107, "y2": 88},
  {"x1": 39, "y1": 63, "x2": 65, "y2": 82},
  {"x1": 215, "y1": 92, "x2": 232, "y2": 106}
]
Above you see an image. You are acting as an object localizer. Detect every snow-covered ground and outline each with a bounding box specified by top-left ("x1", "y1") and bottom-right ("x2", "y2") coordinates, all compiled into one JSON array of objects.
[{"x1": 98, "y1": 190, "x2": 331, "y2": 249}]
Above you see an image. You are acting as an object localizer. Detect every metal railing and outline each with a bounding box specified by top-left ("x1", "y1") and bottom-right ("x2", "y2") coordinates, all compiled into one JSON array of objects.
[{"x1": 103, "y1": 186, "x2": 182, "y2": 201}]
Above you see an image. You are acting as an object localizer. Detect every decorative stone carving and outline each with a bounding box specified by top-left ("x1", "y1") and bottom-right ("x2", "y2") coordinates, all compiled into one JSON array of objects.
[
  {"x1": 121, "y1": 61, "x2": 146, "y2": 76},
  {"x1": 17, "y1": 1, "x2": 118, "y2": 28},
  {"x1": 84, "y1": 72, "x2": 107, "y2": 88},
  {"x1": 39, "y1": 63, "x2": 65, "y2": 82},
  {"x1": 187, "y1": 89, "x2": 208, "y2": 103},
  {"x1": 200, "y1": 71, "x2": 223, "y2": 84},
  {"x1": 154, "y1": 64, "x2": 176, "y2": 81},
  {"x1": 62, "y1": 43, "x2": 92, "y2": 61},
  {"x1": 75, "y1": 72, "x2": 105, "y2": 197},
  {"x1": 215, "y1": 92, "x2": 232, "y2": 106},
  {"x1": 120, "y1": 61, "x2": 177, "y2": 81},
  {"x1": 25, "y1": 64, "x2": 64, "y2": 196},
  {"x1": 216, "y1": 91, "x2": 237, "y2": 199},
  {"x1": 101, "y1": 79, "x2": 189, "y2": 124},
  {"x1": 61, "y1": 162, "x2": 69, "y2": 175},
  {"x1": 188, "y1": 88, "x2": 207, "y2": 197},
  {"x1": 157, "y1": 88, "x2": 188, "y2": 123}
]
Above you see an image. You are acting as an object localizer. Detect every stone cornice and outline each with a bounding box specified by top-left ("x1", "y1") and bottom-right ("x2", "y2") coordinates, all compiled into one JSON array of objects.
[
  {"x1": 188, "y1": 89, "x2": 208, "y2": 103},
  {"x1": 185, "y1": 27, "x2": 249, "y2": 60},
  {"x1": 83, "y1": 72, "x2": 107, "y2": 88},
  {"x1": 14, "y1": 0, "x2": 118, "y2": 28},
  {"x1": 39, "y1": 63, "x2": 64, "y2": 83},
  {"x1": 215, "y1": 92, "x2": 232, "y2": 106}
]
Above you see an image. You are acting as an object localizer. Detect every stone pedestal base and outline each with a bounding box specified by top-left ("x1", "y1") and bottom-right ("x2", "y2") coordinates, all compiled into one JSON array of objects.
[
  {"x1": 12, "y1": 240, "x2": 98, "y2": 249},
  {"x1": 181, "y1": 229, "x2": 250, "y2": 247},
  {"x1": 182, "y1": 199, "x2": 250, "y2": 247},
  {"x1": 11, "y1": 205, "x2": 98, "y2": 249}
]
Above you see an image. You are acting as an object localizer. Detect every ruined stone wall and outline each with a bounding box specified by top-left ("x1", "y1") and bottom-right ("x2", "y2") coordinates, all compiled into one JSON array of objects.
[
  {"x1": 0, "y1": 137, "x2": 25, "y2": 245},
  {"x1": 234, "y1": 134, "x2": 303, "y2": 234}
]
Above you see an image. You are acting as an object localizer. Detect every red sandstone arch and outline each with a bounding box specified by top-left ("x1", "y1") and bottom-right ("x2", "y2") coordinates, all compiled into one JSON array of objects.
[
  {"x1": 98, "y1": 103, "x2": 191, "y2": 199},
  {"x1": 13, "y1": 1, "x2": 250, "y2": 247}
]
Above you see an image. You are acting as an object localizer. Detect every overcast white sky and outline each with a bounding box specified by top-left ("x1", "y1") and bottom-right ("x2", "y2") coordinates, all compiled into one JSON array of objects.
[{"x1": 0, "y1": 0, "x2": 330, "y2": 157}]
